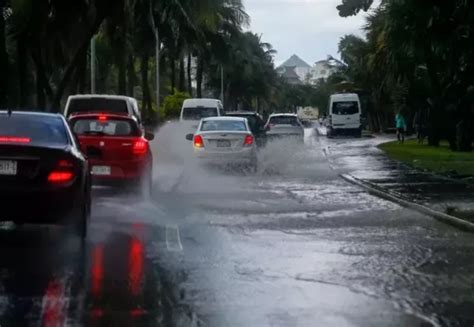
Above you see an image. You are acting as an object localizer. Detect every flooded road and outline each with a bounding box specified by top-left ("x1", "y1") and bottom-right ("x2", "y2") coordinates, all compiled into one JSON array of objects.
[{"x1": 0, "y1": 126, "x2": 473, "y2": 326}]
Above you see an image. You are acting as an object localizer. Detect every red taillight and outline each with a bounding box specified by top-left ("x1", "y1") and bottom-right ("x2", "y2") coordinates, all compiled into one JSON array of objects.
[
  {"x1": 48, "y1": 159, "x2": 75, "y2": 183},
  {"x1": 133, "y1": 140, "x2": 148, "y2": 155},
  {"x1": 244, "y1": 135, "x2": 254, "y2": 146},
  {"x1": 0, "y1": 136, "x2": 31, "y2": 143},
  {"x1": 194, "y1": 135, "x2": 204, "y2": 148},
  {"x1": 48, "y1": 171, "x2": 74, "y2": 183},
  {"x1": 98, "y1": 115, "x2": 108, "y2": 121}
]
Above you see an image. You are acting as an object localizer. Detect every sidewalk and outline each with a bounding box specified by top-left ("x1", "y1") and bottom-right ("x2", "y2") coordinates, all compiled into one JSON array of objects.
[{"x1": 322, "y1": 135, "x2": 474, "y2": 224}]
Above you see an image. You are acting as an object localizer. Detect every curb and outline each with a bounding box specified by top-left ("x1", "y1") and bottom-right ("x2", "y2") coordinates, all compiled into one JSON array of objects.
[{"x1": 340, "y1": 173, "x2": 474, "y2": 233}]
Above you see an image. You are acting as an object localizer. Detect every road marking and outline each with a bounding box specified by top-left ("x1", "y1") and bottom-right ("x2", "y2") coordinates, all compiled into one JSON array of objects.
[{"x1": 165, "y1": 225, "x2": 183, "y2": 251}]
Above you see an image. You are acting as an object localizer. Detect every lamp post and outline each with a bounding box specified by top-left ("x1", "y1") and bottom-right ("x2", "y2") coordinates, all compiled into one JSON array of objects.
[{"x1": 90, "y1": 36, "x2": 96, "y2": 94}]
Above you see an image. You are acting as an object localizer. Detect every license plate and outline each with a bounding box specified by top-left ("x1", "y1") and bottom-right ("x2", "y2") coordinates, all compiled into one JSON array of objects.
[
  {"x1": 0, "y1": 160, "x2": 17, "y2": 175},
  {"x1": 217, "y1": 140, "x2": 231, "y2": 147},
  {"x1": 92, "y1": 166, "x2": 111, "y2": 176}
]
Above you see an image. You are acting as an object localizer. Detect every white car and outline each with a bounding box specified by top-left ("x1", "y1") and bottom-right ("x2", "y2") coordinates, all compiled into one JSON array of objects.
[
  {"x1": 264, "y1": 113, "x2": 305, "y2": 143},
  {"x1": 186, "y1": 117, "x2": 258, "y2": 172},
  {"x1": 64, "y1": 94, "x2": 142, "y2": 124}
]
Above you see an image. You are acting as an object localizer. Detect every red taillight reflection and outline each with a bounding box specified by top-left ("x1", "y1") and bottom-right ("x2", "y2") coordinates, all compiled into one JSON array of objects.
[
  {"x1": 128, "y1": 237, "x2": 144, "y2": 296},
  {"x1": 193, "y1": 135, "x2": 204, "y2": 148},
  {"x1": 133, "y1": 140, "x2": 148, "y2": 155},
  {"x1": 0, "y1": 136, "x2": 31, "y2": 143},
  {"x1": 91, "y1": 244, "x2": 104, "y2": 297},
  {"x1": 48, "y1": 171, "x2": 74, "y2": 183},
  {"x1": 244, "y1": 135, "x2": 254, "y2": 146},
  {"x1": 42, "y1": 279, "x2": 66, "y2": 327}
]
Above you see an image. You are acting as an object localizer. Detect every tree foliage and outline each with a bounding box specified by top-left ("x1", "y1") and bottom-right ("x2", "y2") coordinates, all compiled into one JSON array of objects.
[
  {"x1": 336, "y1": 0, "x2": 474, "y2": 150},
  {"x1": 0, "y1": 0, "x2": 278, "y2": 119}
]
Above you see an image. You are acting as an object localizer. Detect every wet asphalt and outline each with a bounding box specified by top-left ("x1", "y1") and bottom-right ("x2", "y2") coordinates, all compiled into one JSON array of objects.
[{"x1": 0, "y1": 126, "x2": 474, "y2": 327}]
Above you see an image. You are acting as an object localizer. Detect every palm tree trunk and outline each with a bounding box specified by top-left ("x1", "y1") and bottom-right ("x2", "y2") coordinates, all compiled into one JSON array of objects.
[
  {"x1": 170, "y1": 58, "x2": 176, "y2": 94},
  {"x1": 36, "y1": 73, "x2": 45, "y2": 109},
  {"x1": 0, "y1": 15, "x2": 8, "y2": 106},
  {"x1": 140, "y1": 53, "x2": 151, "y2": 115},
  {"x1": 17, "y1": 38, "x2": 28, "y2": 107},
  {"x1": 178, "y1": 57, "x2": 185, "y2": 92},
  {"x1": 127, "y1": 54, "x2": 135, "y2": 96},
  {"x1": 187, "y1": 52, "x2": 193, "y2": 96},
  {"x1": 196, "y1": 56, "x2": 203, "y2": 98},
  {"x1": 118, "y1": 53, "x2": 127, "y2": 95}
]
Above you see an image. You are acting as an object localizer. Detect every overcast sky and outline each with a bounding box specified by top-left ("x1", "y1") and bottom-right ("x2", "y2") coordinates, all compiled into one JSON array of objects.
[{"x1": 243, "y1": 0, "x2": 370, "y2": 66}]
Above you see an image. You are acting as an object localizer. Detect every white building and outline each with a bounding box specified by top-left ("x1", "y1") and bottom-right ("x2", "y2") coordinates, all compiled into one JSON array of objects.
[{"x1": 310, "y1": 60, "x2": 338, "y2": 84}]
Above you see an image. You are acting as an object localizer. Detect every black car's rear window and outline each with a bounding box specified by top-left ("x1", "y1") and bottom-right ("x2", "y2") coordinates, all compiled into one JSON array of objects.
[
  {"x1": 227, "y1": 114, "x2": 259, "y2": 130},
  {"x1": 0, "y1": 114, "x2": 68, "y2": 145},
  {"x1": 268, "y1": 116, "x2": 300, "y2": 126},
  {"x1": 72, "y1": 118, "x2": 139, "y2": 137},
  {"x1": 67, "y1": 98, "x2": 128, "y2": 116}
]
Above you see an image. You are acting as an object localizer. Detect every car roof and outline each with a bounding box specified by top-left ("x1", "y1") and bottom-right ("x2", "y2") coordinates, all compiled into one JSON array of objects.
[
  {"x1": 68, "y1": 94, "x2": 134, "y2": 101},
  {"x1": 182, "y1": 98, "x2": 221, "y2": 107},
  {"x1": 0, "y1": 110, "x2": 63, "y2": 119},
  {"x1": 269, "y1": 113, "x2": 298, "y2": 117},
  {"x1": 227, "y1": 111, "x2": 258, "y2": 115},
  {"x1": 68, "y1": 112, "x2": 136, "y2": 121},
  {"x1": 202, "y1": 116, "x2": 247, "y2": 122}
]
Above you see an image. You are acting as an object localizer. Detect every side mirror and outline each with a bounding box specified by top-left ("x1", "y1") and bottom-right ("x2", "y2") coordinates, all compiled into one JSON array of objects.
[
  {"x1": 185, "y1": 133, "x2": 194, "y2": 141},
  {"x1": 145, "y1": 131, "x2": 155, "y2": 141}
]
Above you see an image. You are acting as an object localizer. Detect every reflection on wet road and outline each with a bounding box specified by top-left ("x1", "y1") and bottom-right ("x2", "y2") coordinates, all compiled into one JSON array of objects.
[{"x1": 0, "y1": 126, "x2": 474, "y2": 326}]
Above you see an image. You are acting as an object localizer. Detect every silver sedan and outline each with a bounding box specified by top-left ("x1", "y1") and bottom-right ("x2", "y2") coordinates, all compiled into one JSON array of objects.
[
  {"x1": 186, "y1": 117, "x2": 258, "y2": 172},
  {"x1": 265, "y1": 113, "x2": 305, "y2": 143}
]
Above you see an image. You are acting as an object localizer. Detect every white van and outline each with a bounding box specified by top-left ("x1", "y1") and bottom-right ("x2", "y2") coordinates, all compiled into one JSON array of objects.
[
  {"x1": 327, "y1": 93, "x2": 362, "y2": 137},
  {"x1": 180, "y1": 99, "x2": 224, "y2": 121},
  {"x1": 64, "y1": 95, "x2": 142, "y2": 124},
  {"x1": 180, "y1": 98, "x2": 224, "y2": 133}
]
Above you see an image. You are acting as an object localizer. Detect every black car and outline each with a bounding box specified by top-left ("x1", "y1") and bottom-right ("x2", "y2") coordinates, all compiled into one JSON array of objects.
[
  {"x1": 0, "y1": 111, "x2": 91, "y2": 239},
  {"x1": 226, "y1": 111, "x2": 267, "y2": 147}
]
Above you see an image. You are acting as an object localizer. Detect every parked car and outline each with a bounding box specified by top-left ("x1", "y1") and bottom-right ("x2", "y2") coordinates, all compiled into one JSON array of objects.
[
  {"x1": 225, "y1": 111, "x2": 267, "y2": 147},
  {"x1": 185, "y1": 117, "x2": 258, "y2": 172},
  {"x1": 64, "y1": 95, "x2": 142, "y2": 125},
  {"x1": 69, "y1": 113, "x2": 154, "y2": 197},
  {"x1": 326, "y1": 93, "x2": 362, "y2": 137},
  {"x1": 264, "y1": 113, "x2": 305, "y2": 143},
  {"x1": 0, "y1": 111, "x2": 91, "y2": 239}
]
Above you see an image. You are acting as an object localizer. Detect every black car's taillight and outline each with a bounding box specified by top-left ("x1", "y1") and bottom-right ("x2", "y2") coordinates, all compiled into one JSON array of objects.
[{"x1": 48, "y1": 159, "x2": 76, "y2": 184}]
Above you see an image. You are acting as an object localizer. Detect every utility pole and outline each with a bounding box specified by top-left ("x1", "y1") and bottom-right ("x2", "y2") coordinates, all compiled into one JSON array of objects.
[
  {"x1": 90, "y1": 36, "x2": 96, "y2": 94},
  {"x1": 149, "y1": 0, "x2": 160, "y2": 123},
  {"x1": 220, "y1": 65, "x2": 224, "y2": 107},
  {"x1": 154, "y1": 27, "x2": 160, "y2": 112}
]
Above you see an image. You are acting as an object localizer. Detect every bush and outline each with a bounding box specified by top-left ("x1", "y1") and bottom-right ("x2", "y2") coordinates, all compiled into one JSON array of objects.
[{"x1": 160, "y1": 91, "x2": 190, "y2": 120}]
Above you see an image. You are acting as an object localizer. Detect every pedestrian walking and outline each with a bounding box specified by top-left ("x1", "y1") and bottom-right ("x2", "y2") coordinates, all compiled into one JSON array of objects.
[{"x1": 395, "y1": 110, "x2": 407, "y2": 144}]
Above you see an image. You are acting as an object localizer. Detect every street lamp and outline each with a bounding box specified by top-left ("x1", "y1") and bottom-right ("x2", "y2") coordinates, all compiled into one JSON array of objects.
[{"x1": 90, "y1": 36, "x2": 96, "y2": 94}]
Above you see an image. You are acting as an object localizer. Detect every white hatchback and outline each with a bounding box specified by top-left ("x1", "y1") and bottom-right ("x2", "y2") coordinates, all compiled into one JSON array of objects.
[{"x1": 186, "y1": 117, "x2": 258, "y2": 172}]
